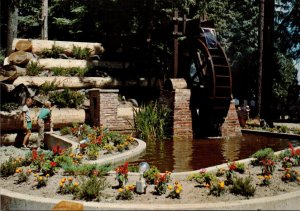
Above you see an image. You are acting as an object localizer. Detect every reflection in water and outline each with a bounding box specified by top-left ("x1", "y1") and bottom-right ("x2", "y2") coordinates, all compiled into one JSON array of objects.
[{"x1": 128, "y1": 134, "x2": 299, "y2": 172}]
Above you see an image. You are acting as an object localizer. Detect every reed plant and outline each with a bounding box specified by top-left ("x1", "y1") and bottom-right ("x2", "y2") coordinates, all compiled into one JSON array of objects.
[{"x1": 133, "y1": 101, "x2": 171, "y2": 142}]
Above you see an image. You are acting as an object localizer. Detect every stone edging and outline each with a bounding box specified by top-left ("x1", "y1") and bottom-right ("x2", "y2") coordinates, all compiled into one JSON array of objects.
[
  {"x1": 242, "y1": 129, "x2": 300, "y2": 139},
  {"x1": 1, "y1": 186, "x2": 300, "y2": 210}
]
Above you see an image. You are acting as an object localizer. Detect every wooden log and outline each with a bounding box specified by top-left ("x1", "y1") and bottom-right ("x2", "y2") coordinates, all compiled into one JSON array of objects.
[
  {"x1": 7, "y1": 51, "x2": 33, "y2": 66},
  {"x1": 0, "y1": 108, "x2": 86, "y2": 132},
  {"x1": 15, "y1": 39, "x2": 32, "y2": 51},
  {"x1": 12, "y1": 38, "x2": 105, "y2": 56},
  {"x1": 13, "y1": 76, "x2": 113, "y2": 88},
  {"x1": 38, "y1": 58, "x2": 88, "y2": 69},
  {"x1": 0, "y1": 65, "x2": 26, "y2": 82}
]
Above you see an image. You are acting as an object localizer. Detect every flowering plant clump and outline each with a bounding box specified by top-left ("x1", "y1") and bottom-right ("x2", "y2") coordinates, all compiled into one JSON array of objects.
[
  {"x1": 58, "y1": 177, "x2": 80, "y2": 194},
  {"x1": 16, "y1": 168, "x2": 32, "y2": 183},
  {"x1": 258, "y1": 174, "x2": 272, "y2": 186},
  {"x1": 115, "y1": 162, "x2": 129, "y2": 187},
  {"x1": 34, "y1": 174, "x2": 48, "y2": 188},
  {"x1": 52, "y1": 144, "x2": 65, "y2": 156},
  {"x1": 116, "y1": 184, "x2": 135, "y2": 200},
  {"x1": 187, "y1": 170, "x2": 216, "y2": 187},
  {"x1": 167, "y1": 181, "x2": 183, "y2": 199},
  {"x1": 281, "y1": 168, "x2": 299, "y2": 183},
  {"x1": 282, "y1": 156, "x2": 295, "y2": 169},
  {"x1": 209, "y1": 180, "x2": 226, "y2": 197},
  {"x1": 154, "y1": 171, "x2": 171, "y2": 195},
  {"x1": 30, "y1": 149, "x2": 45, "y2": 171},
  {"x1": 260, "y1": 159, "x2": 276, "y2": 175},
  {"x1": 216, "y1": 168, "x2": 226, "y2": 177},
  {"x1": 41, "y1": 160, "x2": 58, "y2": 176}
]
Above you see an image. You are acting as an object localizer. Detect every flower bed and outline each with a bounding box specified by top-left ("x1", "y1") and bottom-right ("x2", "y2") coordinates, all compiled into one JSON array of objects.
[{"x1": 1, "y1": 140, "x2": 300, "y2": 210}]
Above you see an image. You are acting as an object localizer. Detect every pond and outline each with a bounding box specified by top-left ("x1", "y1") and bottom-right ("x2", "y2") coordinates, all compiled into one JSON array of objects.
[{"x1": 128, "y1": 134, "x2": 300, "y2": 172}]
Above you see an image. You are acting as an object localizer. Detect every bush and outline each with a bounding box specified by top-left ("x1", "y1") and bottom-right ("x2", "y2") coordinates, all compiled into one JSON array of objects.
[
  {"x1": 39, "y1": 81, "x2": 58, "y2": 95},
  {"x1": 49, "y1": 88, "x2": 84, "y2": 108},
  {"x1": 26, "y1": 61, "x2": 44, "y2": 76},
  {"x1": 0, "y1": 157, "x2": 22, "y2": 177},
  {"x1": 143, "y1": 166, "x2": 160, "y2": 184},
  {"x1": 251, "y1": 148, "x2": 275, "y2": 165},
  {"x1": 230, "y1": 176, "x2": 256, "y2": 197},
  {"x1": 40, "y1": 45, "x2": 66, "y2": 58},
  {"x1": 133, "y1": 101, "x2": 171, "y2": 141},
  {"x1": 0, "y1": 102, "x2": 19, "y2": 112},
  {"x1": 50, "y1": 67, "x2": 88, "y2": 76},
  {"x1": 74, "y1": 175, "x2": 110, "y2": 201}
]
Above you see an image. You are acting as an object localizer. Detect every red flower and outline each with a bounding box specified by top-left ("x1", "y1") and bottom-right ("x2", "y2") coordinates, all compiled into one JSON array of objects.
[
  {"x1": 116, "y1": 162, "x2": 129, "y2": 175},
  {"x1": 96, "y1": 135, "x2": 102, "y2": 145},
  {"x1": 32, "y1": 149, "x2": 38, "y2": 160},
  {"x1": 52, "y1": 144, "x2": 64, "y2": 156},
  {"x1": 50, "y1": 161, "x2": 57, "y2": 167},
  {"x1": 288, "y1": 142, "x2": 295, "y2": 156},
  {"x1": 228, "y1": 162, "x2": 237, "y2": 171}
]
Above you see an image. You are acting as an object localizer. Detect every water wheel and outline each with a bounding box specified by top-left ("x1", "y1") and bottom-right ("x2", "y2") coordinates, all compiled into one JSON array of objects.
[{"x1": 178, "y1": 37, "x2": 232, "y2": 137}]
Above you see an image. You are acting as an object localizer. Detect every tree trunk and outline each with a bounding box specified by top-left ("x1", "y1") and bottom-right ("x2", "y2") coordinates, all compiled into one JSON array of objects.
[
  {"x1": 257, "y1": 0, "x2": 264, "y2": 117},
  {"x1": 7, "y1": 3, "x2": 18, "y2": 55},
  {"x1": 41, "y1": 0, "x2": 48, "y2": 40},
  {"x1": 262, "y1": 0, "x2": 275, "y2": 127}
]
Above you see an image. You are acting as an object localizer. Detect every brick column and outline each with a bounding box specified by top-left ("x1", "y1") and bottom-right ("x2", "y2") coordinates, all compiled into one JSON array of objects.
[
  {"x1": 221, "y1": 99, "x2": 242, "y2": 137},
  {"x1": 89, "y1": 89, "x2": 119, "y2": 129},
  {"x1": 159, "y1": 79, "x2": 193, "y2": 140}
]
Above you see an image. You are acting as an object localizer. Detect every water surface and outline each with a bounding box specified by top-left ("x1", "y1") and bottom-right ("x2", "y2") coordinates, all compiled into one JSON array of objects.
[{"x1": 128, "y1": 134, "x2": 299, "y2": 172}]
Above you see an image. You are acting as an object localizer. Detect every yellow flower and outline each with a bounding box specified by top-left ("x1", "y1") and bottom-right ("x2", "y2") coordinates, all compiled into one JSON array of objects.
[
  {"x1": 297, "y1": 177, "x2": 300, "y2": 181},
  {"x1": 59, "y1": 182, "x2": 64, "y2": 187},
  {"x1": 219, "y1": 181, "x2": 225, "y2": 189},
  {"x1": 68, "y1": 177, "x2": 73, "y2": 181},
  {"x1": 46, "y1": 174, "x2": 50, "y2": 177},
  {"x1": 27, "y1": 169, "x2": 32, "y2": 173},
  {"x1": 286, "y1": 173, "x2": 291, "y2": 178},
  {"x1": 118, "y1": 188, "x2": 123, "y2": 193},
  {"x1": 34, "y1": 173, "x2": 38, "y2": 177},
  {"x1": 167, "y1": 185, "x2": 173, "y2": 190},
  {"x1": 74, "y1": 182, "x2": 79, "y2": 187},
  {"x1": 39, "y1": 176, "x2": 43, "y2": 181},
  {"x1": 175, "y1": 189, "x2": 180, "y2": 194},
  {"x1": 258, "y1": 175, "x2": 264, "y2": 179}
]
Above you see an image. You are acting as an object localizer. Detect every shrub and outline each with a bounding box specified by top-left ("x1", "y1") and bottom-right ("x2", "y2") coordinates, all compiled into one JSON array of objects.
[
  {"x1": 143, "y1": 166, "x2": 160, "y2": 184},
  {"x1": 39, "y1": 81, "x2": 58, "y2": 95},
  {"x1": 50, "y1": 67, "x2": 88, "y2": 77},
  {"x1": 62, "y1": 163, "x2": 111, "y2": 177},
  {"x1": 260, "y1": 159, "x2": 276, "y2": 175},
  {"x1": 49, "y1": 88, "x2": 84, "y2": 108},
  {"x1": 167, "y1": 181, "x2": 183, "y2": 199},
  {"x1": 251, "y1": 148, "x2": 275, "y2": 165},
  {"x1": 86, "y1": 144, "x2": 100, "y2": 160},
  {"x1": 0, "y1": 102, "x2": 19, "y2": 112},
  {"x1": 230, "y1": 176, "x2": 256, "y2": 197},
  {"x1": 133, "y1": 101, "x2": 171, "y2": 141},
  {"x1": 116, "y1": 185, "x2": 135, "y2": 200},
  {"x1": 60, "y1": 127, "x2": 72, "y2": 135},
  {"x1": 115, "y1": 162, "x2": 129, "y2": 188},
  {"x1": 209, "y1": 180, "x2": 225, "y2": 197},
  {"x1": 74, "y1": 175, "x2": 110, "y2": 201},
  {"x1": 0, "y1": 157, "x2": 22, "y2": 177},
  {"x1": 72, "y1": 46, "x2": 91, "y2": 59},
  {"x1": 188, "y1": 171, "x2": 216, "y2": 186},
  {"x1": 34, "y1": 174, "x2": 48, "y2": 188},
  {"x1": 154, "y1": 171, "x2": 171, "y2": 195},
  {"x1": 58, "y1": 177, "x2": 80, "y2": 194},
  {"x1": 26, "y1": 61, "x2": 44, "y2": 76},
  {"x1": 40, "y1": 45, "x2": 66, "y2": 58},
  {"x1": 17, "y1": 169, "x2": 31, "y2": 184}
]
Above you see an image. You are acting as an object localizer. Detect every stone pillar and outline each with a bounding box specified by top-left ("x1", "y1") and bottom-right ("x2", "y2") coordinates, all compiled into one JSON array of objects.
[
  {"x1": 159, "y1": 79, "x2": 193, "y2": 140},
  {"x1": 221, "y1": 99, "x2": 242, "y2": 137}
]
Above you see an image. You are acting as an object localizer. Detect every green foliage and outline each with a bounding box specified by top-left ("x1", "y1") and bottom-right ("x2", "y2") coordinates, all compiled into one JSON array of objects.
[
  {"x1": 26, "y1": 61, "x2": 44, "y2": 76},
  {"x1": 0, "y1": 48, "x2": 5, "y2": 65},
  {"x1": 50, "y1": 67, "x2": 88, "y2": 76},
  {"x1": 143, "y1": 166, "x2": 160, "y2": 184},
  {"x1": 57, "y1": 178, "x2": 80, "y2": 195},
  {"x1": 60, "y1": 127, "x2": 72, "y2": 135},
  {"x1": 0, "y1": 157, "x2": 22, "y2": 177},
  {"x1": 54, "y1": 155, "x2": 74, "y2": 167},
  {"x1": 39, "y1": 81, "x2": 58, "y2": 96},
  {"x1": 49, "y1": 88, "x2": 84, "y2": 108},
  {"x1": 251, "y1": 148, "x2": 275, "y2": 165},
  {"x1": 230, "y1": 176, "x2": 256, "y2": 197},
  {"x1": 133, "y1": 101, "x2": 171, "y2": 142},
  {"x1": 62, "y1": 163, "x2": 111, "y2": 177},
  {"x1": 72, "y1": 46, "x2": 91, "y2": 59},
  {"x1": 187, "y1": 172, "x2": 217, "y2": 186},
  {"x1": 209, "y1": 180, "x2": 226, "y2": 197},
  {"x1": 74, "y1": 175, "x2": 110, "y2": 201},
  {"x1": 0, "y1": 102, "x2": 19, "y2": 112},
  {"x1": 128, "y1": 165, "x2": 139, "y2": 173},
  {"x1": 40, "y1": 45, "x2": 66, "y2": 58},
  {"x1": 235, "y1": 162, "x2": 246, "y2": 174},
  {"x1": 86, "y1": 144, "x2": 100, "y2": 160},
  {"x1": 17, "y1": 171, "x2": 29, "y2": 184},
  {"x1": 116, "y1": 188, "x2": 134, "y2": 200}
]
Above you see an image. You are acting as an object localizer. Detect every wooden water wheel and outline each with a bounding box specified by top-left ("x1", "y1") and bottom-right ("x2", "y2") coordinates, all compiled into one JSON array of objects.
[{"x1": 178, "y1": 34, "x2": 232, "y2": 137}]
